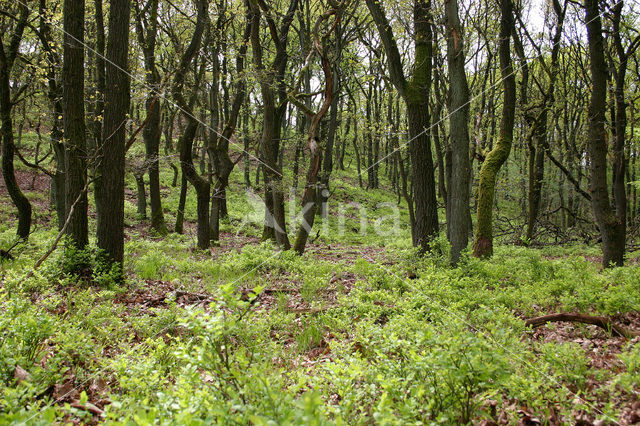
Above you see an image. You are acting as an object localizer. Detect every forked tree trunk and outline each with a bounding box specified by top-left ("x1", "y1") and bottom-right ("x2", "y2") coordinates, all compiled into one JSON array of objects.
[
  {"x1": 249, "y1": 0, "x2": 298, "y2": 250},
  {"x1": 292, "y1": 4, "x2": 341, "y2": 254},
  {"x1": 171, "y1": 0, "x2": 209, "y2": 249},
  {"x1": 209, "y1": 14, "x2": 251, "y2": 243}
]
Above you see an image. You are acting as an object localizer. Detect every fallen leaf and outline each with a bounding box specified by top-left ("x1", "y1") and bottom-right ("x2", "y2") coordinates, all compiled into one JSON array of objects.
[{"x1": 14, "y1": 365, "x2": 31, "y2": 384}]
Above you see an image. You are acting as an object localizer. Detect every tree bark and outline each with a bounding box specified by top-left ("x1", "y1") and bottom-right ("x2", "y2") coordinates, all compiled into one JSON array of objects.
[
  {"x1": 472, "y1": 0, "x2": 516, "y2": 258},
  {"x1": 209, "y1": 12, "x2": 251, "y2": 243},
  {"x1": 292, "y1": 3, "x2": 342, "y2": 254},
  {"x1": 135, "y1": 171, "x2": 147, "y2": 219},
  {"x1": 95, "y1": 0, "x2": 130, "y2": 265},
  {"x1": 365, "y1": 0, "x2": 439, "y2": 251},
  {"x1": 584, "y1": 0, "x2": 625, "y2": 267},
  {"x1": 445, "y1": 0, "x2": 471, "y2": 265},
  {"x1": 63, "y1": 0, "x2": 89, "y2": 249},
  {"x1": 519, "y1": 0, "x2": 566, "y2": 243},
  {"x1": 249, "y1": 0, "x2": 298, "y2": 250},
  {"x1": 171, "y1": 0, "x2": 210, "y2": 249},
  {"x1": 526, "y1": 312, "x2": 639, "y2": 339},
  {"x1": 0, "y1": 4, "x2": 31, "y2": 239},
  {"x1": 39, "y1": 0, "x2": 66, "y2": 230},
  {"x1": 134, "y1": 0, "x2": 167, "y2": 234}
]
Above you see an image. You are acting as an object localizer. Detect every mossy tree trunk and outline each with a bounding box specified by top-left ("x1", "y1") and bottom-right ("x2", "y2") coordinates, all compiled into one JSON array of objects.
[
  {"x1": 472, "y1": 0, "x2": 516, "y2": 258},
  {"x1": 365, "y1": 0, "x2": 439, "y2": 252}
]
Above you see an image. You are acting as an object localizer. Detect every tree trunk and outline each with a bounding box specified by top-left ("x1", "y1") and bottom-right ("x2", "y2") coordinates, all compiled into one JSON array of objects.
[
  {"x1": 472, "y1": 0, "x2": 516, "y2": 258},
  {"x1": 243, "y1": 107, "x2": 251, "y2": 188},
  {"x1": 292, "y1": 2, "x2": 340, "y2": 254},
  {"x1": 171, "y1": 0, "x2": 210, "y2": 249},
  {"x1": 584, "y1": 0, "x2": 624, "y2": 267},
  {"x1": 445, "y1": 0, "x2": 471, "y2": 265},
  {"x1": 522, "y1": 0, "x2": 566, "y2": 243},
  {"x1": 365, "y1": 0, "x2": 439, "y2": 251},
  {"x1": 39, "y1": 0, "x2": 66, "y2": 230},
  {"x1": 249, "y1": 0, "x2": 297, "y2": 250},
  {"x1": 95, "y1": 0, "x2": 130, "y2": 265},
  {"x1": 135, "y1": 171, "x2": 147, "y2": 219},
  {"x1": 63, "y1": 0, "x2": 89, "y2": 249},
  {"x1": 134, "y1": 0, "x2": 167, "y2": 234},
  {"x1": 209, "y1": 14, "x2": 251, "y2": 243},
  {"x1": 175, "y1": 172, "x2": 187, "y2": 234},
  {"x1": 0, "y1": 43, "x2": 32, "y2": 238}
]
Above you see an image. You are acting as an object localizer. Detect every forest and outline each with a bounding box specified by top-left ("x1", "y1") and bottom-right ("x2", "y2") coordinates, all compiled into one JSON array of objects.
[{"x1": 1, "y1": 0, "x2": 640, "y2": 423}]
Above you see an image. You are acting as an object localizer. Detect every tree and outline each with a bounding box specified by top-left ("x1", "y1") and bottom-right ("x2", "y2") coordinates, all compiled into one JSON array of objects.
[
  {"x1": 171, "y1": 0, "x2": 210, "y2": 249},
  {"x1": 584, "y1": 0, "x2": 624, "y2": 267},
  {"x1": 445, "y1": 0, "x2": 471, "y2": 264},
  {"x1": 94, "y1": 0, "x2": 131, "y2": 265},
  {"x1": 290, "y1": 0, "x2": 346, "y2": 254},
  {"x1": 0, "y1": 3, "x2": 31, "y2": 240},
  {"x1": 208, "y1": 1, "x2": 251, "y2": 243},
  {"x1": 472, "y1": 0, "x2": 516, "y2": 258},
  {"x1": 365, "y1": 0, "x2": 439, "y2": 251},
  {"x1": 134, "y1": 0, "x2": 168, "y2": 234},
  {"x1": 607, "y1": 1, "x2": 640, "y2": 264},
  {"x1": 511, "y1": 0, "x2": 566, "y2": 243},
  {"x1": 63, "y1": 0, "x2": 89, "y2": 249},
  {"x1": 249, "y1": 0, "x2": 299, "y2": 250},
  {"x1": 38, "y1": 0, "x2": 66, "y2": 231}
]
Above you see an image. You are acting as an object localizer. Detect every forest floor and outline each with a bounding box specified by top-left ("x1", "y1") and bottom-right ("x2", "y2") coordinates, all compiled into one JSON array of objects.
[{"x1": 2, "y1": 145, "x2": 640, "y2": 424}]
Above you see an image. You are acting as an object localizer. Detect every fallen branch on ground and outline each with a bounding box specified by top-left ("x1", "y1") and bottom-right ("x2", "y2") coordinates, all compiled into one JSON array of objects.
[
  {"x1": 69, "y1": 400, "x2": 105, "y2": 416},
  {"x1": 525, "y1": 312, "x2": 640, "y2": 339}
]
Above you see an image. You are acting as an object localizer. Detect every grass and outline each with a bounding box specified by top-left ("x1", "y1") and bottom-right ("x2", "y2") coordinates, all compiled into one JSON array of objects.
[{"x1": 0, "y1": 133, "x2": 639, "y2": 423}]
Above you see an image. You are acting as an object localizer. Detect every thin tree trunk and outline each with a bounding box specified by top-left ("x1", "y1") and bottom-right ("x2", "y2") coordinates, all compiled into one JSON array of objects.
[
  {"x1": 445, "y1": 0, "x2": 471, "y2": 265},
  {"x1": 135, "y1": 171, "x2": 147, "y2": 219},
  {"x1": 249, "y1": 0, "x2": 297, "y2": 250},
  {"x1": 0, "y1": 9, "x2": 32, "y2": 239},
  {"x1": 134, "y1": 0, "x2": 166, "y2": 234},
  {"x1": 171, "y1": 0, "x2": 210, "y2": 249},
  {"x1": 175, "y1": 172, "x2": 187, "y2": 234},
  {"x1": 39, "y1": 0, "x2": 65, "y2": 230}
]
